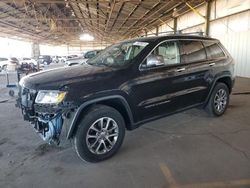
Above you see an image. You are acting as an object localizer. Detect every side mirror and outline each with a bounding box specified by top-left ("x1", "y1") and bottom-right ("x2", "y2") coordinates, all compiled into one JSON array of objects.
[{"x1": 146, "y1": 54, "x2": 164, "y2": 68}]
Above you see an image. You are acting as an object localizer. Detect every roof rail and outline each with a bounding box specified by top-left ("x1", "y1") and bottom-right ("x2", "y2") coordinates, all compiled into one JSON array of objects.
[
  {"x1": 180, "y1": 31, "x2": 205, "y2": 36},
  {"x1": 157, "y1": 31, "x2": 175, "y2": 35},
  {"x1": 141, "y1": 30, "x2": 208, "y2": 38},
  {"x1": 156, "y1": 30, "x2": 205, "y2": 36}
]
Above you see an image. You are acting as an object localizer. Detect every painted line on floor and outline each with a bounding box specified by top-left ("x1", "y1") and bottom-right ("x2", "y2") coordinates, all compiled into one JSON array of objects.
[
  {"x1": 159, "y1": 163, "x2": 179, "y2": 188},
  {"x1": 178, "y1": 179, "x2": 250, "y2": 188},
  {"x1": 159, "y1": 163, "x2": 250, "y2": 188}
]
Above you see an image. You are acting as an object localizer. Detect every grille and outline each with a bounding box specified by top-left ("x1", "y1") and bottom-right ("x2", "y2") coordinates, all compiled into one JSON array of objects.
[
  {"x1": 34, "y1": 103, "x2": 60, "y2": 114},
  {"x1": 21, "y1": 87, "x2": 37, "y2": 108}
]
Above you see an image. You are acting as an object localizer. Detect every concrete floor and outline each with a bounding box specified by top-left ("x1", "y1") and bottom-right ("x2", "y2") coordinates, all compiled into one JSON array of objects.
[{"x1": 0, "y1": 66, "x2": 250, "y2": 188}]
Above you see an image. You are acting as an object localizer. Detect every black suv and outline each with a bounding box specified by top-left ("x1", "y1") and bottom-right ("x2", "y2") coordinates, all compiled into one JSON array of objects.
[
  {"x1": 38, "y1": 55, "x2": 52, "y2": 65},
  {"x1": 17, "y1": 34, "x2": 235, "y2": 162}
]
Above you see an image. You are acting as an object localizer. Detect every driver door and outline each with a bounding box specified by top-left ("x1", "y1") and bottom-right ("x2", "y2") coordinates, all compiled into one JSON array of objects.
[{"x1": 131, "y1": 40, "x2": 190, "y2": 122}]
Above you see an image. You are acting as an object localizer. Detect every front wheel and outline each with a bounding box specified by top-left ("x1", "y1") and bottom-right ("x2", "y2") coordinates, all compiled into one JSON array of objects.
[
  {"x1": 74, "y1": 105, "x2": 125, "y2": 162},
  {"x1": 206, "y1": 82, "x2": 229, "y2": 116}
]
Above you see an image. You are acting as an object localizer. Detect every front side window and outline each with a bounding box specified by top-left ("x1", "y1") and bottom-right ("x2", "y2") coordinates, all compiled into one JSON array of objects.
[
  {"x1": 203, "y1": 41, "x2": 225, "y2": 59},
  {"x1": 141, "y1": 41, "x2": 180, "y2": 69},
  {"x1": 180, "y1": 40, "x2": 206, "y2": 63},
  {"x1": 152, "y1": 41, "x2": 180, "y2": 65},
  {"x1": 87, "y1": 41, "x2": 148, "y2": 67}
]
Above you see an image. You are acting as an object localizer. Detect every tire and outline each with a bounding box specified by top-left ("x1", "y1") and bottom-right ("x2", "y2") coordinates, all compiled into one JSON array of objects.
[
  {"x1": 9, "y1": 89, "x2": 15, "y2": 97},
  {"x1": 206, "y1": 82, "x2": 229, "y2": 116},
  {"x1": 29, "y1": 63, "x2": 35, "y2": 70},
  {"x1": 2, "y1": 65, "x2": 7, "y2": 71},
  {"x1": 74, "y1": 105, "x2": 126, "y2": 163}
]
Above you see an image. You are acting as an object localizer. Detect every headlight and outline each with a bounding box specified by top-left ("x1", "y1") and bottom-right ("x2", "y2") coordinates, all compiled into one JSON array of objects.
[{"x1": 35, "y1": 90, "x2": 67, "y2": 104}]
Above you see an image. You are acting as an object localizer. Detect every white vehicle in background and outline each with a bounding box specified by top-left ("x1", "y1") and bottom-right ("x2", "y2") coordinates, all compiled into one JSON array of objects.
[
  {"x1": 58, "y1": 56, "x2": 67, "y2": 63},
  {"x1": 0, "y1": 57, "x2": 19, "y2": 72},
  {"x1": 52, "y1": 56, "x2": 60, "y2": 63},
  {"x1": 66, "y1": 50, "x2": 102, "y2": 66},
  {"x1": 65, "y1": 57, "x2": 87, "y2": 66},
  {"x1": 19, "y1": 57, "x2": 37, "y2": 67}
]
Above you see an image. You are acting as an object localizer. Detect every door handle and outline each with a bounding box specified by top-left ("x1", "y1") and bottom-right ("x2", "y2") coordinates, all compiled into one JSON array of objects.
[
  {"x1": 175, "y1": 67, "x2": 186, "y2": 72},
  {"x1": 208, "y1": 63, "x2": 215, "y2": 66}
]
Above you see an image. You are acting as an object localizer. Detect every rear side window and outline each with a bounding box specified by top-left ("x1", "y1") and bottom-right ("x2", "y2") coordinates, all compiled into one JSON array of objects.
[
  {"x1": 203, "y1": 41, "x2": 225, "y2": 59},
  {"x1": 180, "y1": 40, "x2": 206, "y2": 63}
]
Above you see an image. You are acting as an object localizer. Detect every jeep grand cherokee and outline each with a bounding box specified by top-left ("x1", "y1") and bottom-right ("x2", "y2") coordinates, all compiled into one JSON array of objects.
[{"x1": 17, "y1": 34, "x2": 235, "y2": 162}]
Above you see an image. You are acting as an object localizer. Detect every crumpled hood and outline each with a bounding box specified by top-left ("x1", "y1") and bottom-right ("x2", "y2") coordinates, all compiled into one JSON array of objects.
[{"x1": 20, "y1": 64, "x2": 114, "y2": 90}]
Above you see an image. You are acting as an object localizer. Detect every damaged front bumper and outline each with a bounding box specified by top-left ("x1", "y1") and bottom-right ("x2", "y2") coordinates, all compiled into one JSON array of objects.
[{"x1": 16, "y1": 86, "x2": 76, "y2": 145}]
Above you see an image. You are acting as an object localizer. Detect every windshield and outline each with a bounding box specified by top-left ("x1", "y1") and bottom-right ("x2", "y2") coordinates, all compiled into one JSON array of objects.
[{"x1": 87, "y1": 41, "x2": 148, "y2": 67}]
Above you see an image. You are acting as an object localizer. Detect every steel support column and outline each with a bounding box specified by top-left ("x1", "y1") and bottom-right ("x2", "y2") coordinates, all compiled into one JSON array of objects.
[
  {"x1": 31, "y1": 42, "x2": 40, "y2": 69},
  {"x1": 173, "y1": 17, "x2": 177, "y2": 34},
  {"x1": 205, "y1": 0, "x2": 212, "y2": 36},
  {"x1": 156, "y1": 26, "x2": 159, "y2": 36}
]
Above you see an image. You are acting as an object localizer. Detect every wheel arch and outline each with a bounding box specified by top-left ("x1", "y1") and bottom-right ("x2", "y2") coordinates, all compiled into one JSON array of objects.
[
  {"x1": 204, "y1": 74, "x2": 233, "y2": 106},
  {"x1": 66, "y1": 95, "x2": 134, "y2": 139},
  {"x1": 216, "y1": 76, "x2": 233, "y2": 93}
]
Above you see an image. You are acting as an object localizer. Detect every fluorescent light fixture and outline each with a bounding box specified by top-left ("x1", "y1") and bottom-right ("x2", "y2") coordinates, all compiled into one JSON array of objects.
[{"x1": 80, "y1": 33, "x2": 94, "y2": 41}]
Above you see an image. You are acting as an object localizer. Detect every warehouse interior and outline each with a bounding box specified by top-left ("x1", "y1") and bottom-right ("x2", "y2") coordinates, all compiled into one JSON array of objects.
[{"x1": 0, "y1": 0, "x2": 250, "y2": 187}]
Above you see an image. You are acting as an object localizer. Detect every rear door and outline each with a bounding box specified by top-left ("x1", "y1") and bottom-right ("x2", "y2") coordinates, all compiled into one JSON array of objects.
[
  {"x1": 202, "y1": 41, "x2": 227, "y2": 72},
  {"x1": 177, "y1": 40, "x2": 212, "y2": 107}
]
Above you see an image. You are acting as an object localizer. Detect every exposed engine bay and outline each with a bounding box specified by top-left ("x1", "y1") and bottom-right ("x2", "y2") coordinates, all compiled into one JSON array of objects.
[
  {"x1": 36, "y1": 115, "x2": 63, "y2": 144},
  {"x1": 16, "y1": 86, "x2": 74, "y2": 145}
]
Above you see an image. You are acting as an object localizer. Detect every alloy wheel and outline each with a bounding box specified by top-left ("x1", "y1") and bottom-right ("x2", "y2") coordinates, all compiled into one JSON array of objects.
[
  {"x1": 86, "y1": 117, "x2": 119, "y2": 155},
  {"x1": 214, "y1": 88, "x2": 227, "y2": 113}
]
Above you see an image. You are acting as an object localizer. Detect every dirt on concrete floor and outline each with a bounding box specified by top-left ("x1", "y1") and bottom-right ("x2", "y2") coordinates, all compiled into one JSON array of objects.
[{"x1": 0, "y1": 75, "x2": 249, "y2": 188}]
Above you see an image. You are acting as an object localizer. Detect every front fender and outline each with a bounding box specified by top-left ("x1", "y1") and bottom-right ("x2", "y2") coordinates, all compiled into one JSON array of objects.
[{"x1": 66, "y1": 95, "x2": 134, "y2": 139}]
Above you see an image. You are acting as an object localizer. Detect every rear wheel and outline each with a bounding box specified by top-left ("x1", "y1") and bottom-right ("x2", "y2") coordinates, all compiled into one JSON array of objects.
[
  {"x1": 206, "y1": 82, "x2": 229, "y2": 116},
  {"x1": 74, "y1": 105, "x2": 125, "y2": 162}
]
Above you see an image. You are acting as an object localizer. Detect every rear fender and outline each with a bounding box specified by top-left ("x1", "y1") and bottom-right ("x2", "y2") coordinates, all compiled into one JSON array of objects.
[{"x1": 204, "y1": 73, "x2": 233, "y2": 106}]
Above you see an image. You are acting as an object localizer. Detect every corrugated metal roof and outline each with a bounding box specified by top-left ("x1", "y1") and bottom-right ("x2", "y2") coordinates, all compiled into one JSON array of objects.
[{"x1": 0, "y1": 0, "x2": 204, "y2": 46}]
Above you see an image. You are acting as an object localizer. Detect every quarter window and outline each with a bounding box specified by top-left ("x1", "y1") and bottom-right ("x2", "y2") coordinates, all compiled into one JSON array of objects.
[
  {"x1": 203, "y1": 41, "x2": 225, "y2": 59},
  {"x1": 180, "y1": 41, "x2": 206, "y2": 63}
]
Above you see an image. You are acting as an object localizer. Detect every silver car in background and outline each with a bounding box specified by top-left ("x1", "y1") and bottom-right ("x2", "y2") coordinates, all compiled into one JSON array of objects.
[{"x1": 66, "y1": 50, "x2": 102, "y2": 66}]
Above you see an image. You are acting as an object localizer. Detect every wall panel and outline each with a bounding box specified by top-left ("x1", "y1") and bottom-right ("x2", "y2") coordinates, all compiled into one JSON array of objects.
[{"x1": 175, "y1": 0, "x2": 250, "y2": 78}]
